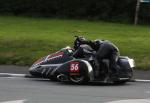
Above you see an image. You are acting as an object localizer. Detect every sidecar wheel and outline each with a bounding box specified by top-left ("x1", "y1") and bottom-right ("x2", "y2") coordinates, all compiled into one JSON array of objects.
[
  {"x1": 69, "y1": 75, "x2": 89, "y2": 84},
  {"x1": 113, "y1": 80, "x2": 128, "y2": 85}
]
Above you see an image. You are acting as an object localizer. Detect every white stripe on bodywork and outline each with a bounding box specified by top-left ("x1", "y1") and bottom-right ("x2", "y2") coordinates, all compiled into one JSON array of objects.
[
  {"x1": 128, "y1": 58, "x2": 135, "y2": 68},
  {"x1": 40, "y1": 64, "x2": 62, "y2": 67},
  {"x1": 29, "y1": 64, "x2": 62, "y2": 72}
]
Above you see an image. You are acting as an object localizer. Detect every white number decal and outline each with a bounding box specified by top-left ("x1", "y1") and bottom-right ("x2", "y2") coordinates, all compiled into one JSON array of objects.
[{"x1": 70, "y1": 62, "x2": 79, "y2": 72}]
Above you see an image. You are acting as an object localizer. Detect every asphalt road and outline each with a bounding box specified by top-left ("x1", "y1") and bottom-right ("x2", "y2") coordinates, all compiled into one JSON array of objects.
[
  {"x1": 0, "y1": 77, "x2": 150, "y2": 103},
  {"x1": 0, "y1": 65, "x2": 150, "y2": 103},
  {"x1": 0, "y1": 65, "x2": 150, "y2": 79}
]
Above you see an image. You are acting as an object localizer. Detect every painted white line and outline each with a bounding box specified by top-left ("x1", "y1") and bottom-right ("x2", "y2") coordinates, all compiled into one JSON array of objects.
[
  {"x1": 0, "y1": 73, "x2": 150, "y2": 83},
  {"x1": 145, "y1": 91, "x2": 150, "y2": 94},
  {"x1": 0, "y1": 77, "x2": 50, "y2": 81},
  {"x1": 106, "y1": 98, "x2": 150, "y2": 103},
  {"x1": 0, "y1": 99, "x2": 26, "y2": 103},
  {"x1": 135, "y1": 79, "x2": 150, "y2": 82},
  {"x1": 0, "y1": 73, "x2": 26, "y2": 77},
  {"x1": 0, "y1": 77, "x2": 27, "y2": 79}
]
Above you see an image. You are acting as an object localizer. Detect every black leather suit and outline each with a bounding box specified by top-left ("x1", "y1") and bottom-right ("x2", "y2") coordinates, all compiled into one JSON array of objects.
[{"x1": 75, "y1": 39, "x2": 120, "y2": 77}]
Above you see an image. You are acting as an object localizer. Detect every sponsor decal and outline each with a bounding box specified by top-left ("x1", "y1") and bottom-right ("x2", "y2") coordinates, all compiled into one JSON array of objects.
[
  {"x1": 34, "y1": 56, "x2": 47, "y2": 65},
  {"x1": 34, "y1": 52, "x2": 64, "y2": 66},
  {"x1": 46, "y1": 52, "x2": 64, "y2": 61},
  {"x1": 70, "y1": 62, "x2": 80, "y2": 73}
]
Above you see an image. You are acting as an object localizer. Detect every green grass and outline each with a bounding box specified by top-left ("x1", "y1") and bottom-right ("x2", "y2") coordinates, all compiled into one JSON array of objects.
[{"x1": 0, "y1": 16, "x2": 150, "y2": 70}]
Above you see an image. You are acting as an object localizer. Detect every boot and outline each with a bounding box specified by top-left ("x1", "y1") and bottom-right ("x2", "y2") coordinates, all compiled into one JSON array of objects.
[
  {"x1": 110, "y1": 65, "x2": 120, "y2": 79},
  {"x1": 93, "y1": 59, "x2": 100, "y2": 78}
]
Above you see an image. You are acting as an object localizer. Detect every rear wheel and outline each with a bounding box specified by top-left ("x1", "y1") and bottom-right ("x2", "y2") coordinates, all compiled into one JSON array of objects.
[{"x1": 113, "y1": 80, "x2": 128, "y2": 85}]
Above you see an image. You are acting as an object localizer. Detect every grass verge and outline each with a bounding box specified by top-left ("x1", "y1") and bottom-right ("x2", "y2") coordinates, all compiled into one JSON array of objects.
[{"x1": 0, "y1": 16, "x2": 149, "y2": 70}]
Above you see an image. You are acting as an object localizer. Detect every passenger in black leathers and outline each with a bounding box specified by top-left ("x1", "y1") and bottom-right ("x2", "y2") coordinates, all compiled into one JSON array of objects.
[
  {"x1": 73, "y1": 44, "x2": 94, "y2": 58},
  {"x1": 73, "y1": 36, "x2": 120, "y2": 78}
]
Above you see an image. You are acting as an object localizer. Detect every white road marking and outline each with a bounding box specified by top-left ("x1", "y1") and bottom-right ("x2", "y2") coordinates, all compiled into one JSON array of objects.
[
  {"x1": 0, "y1": 100, "x2": 26, "y2": 103},
  {"x1": 145, "y1": 91, "x2": 150, "y2": 94},
  {"x1": 0, "y1": 77, "x2": 19, "y2": 79},
  {"x1": 106, "y1": 99, "x2": 150, "y2": 103},
  {"x1": 135, "y1": 79, "x2": 150, "y2": 82},
  {"x1": 0, "y1": 73, "x2": 26, "y2": 77},
  {"x1": 0, "y1": 73, "x2": 150, "y2": 83},
  {"x1": 0, "y1": 76, "x2": 50, "y2": 81},
  {"x1": 0, "y1": 77, "x2": 28, "y2": 80}
]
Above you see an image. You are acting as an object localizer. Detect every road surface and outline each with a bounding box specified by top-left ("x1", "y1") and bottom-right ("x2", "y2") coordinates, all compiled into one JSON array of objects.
[{"x1": 0, "y1": 65, "x2": 150, "y2": 103}]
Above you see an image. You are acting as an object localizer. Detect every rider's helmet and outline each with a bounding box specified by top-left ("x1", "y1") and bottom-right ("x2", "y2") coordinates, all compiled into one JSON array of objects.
[{"x1": 74, "y1": 36, "x2": 86, "y2": 50}]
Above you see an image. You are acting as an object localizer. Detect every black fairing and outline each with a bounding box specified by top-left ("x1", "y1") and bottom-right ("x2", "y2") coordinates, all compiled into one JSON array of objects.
[
  {"x1": 29, "y1": 47, "x2": 74, "y2": 78},
  {"x1": 53, "y1": 60, "x2": 92, "y2": 79},
  {"x1": 117, "y1": 57, "x2": 133, "y2": 78}
]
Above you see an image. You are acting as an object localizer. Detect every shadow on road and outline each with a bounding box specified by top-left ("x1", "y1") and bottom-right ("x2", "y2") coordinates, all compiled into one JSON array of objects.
[{"x1": 29, "y1": 78, "x2": 131, "y2": 87}]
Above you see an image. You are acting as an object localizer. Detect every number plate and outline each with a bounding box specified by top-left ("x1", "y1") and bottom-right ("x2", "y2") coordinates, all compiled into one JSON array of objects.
[{"x1": 70, "y1": 62, "x2": 80, "y2": 72}]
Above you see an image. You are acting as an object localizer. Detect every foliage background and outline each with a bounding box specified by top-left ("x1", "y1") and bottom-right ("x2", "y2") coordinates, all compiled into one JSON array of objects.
[{"x1": 0, "y1": 0, "x2": 150, "y2": 23}]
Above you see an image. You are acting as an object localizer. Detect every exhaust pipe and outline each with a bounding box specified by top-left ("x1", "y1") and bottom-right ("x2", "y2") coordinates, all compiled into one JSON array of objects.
[{"x1": 57, "y1": 74, "x2": 68, "y2": 82}]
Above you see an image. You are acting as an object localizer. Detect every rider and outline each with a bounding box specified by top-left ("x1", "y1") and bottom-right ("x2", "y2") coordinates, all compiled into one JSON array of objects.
[
  {"x1": 73, "y1": 37, "x2": 95, "y2": 58},
  {"x1": 73, "y1": 36, "x2": 120, "y2": 78}
]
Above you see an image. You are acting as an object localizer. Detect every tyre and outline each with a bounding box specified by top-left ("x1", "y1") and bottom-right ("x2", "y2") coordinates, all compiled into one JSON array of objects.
[
  {"x1": 113, "y1": 80, "x2": 128, "y2": 85},
  {"x1": 69, "y1": 75, "x2": 89, "y2": 84}
]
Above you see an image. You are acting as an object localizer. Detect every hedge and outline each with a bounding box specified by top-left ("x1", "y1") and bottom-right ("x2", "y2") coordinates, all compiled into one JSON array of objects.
[{"x1": 0, "y1": 0, "x2": 150, "y2": 23}]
